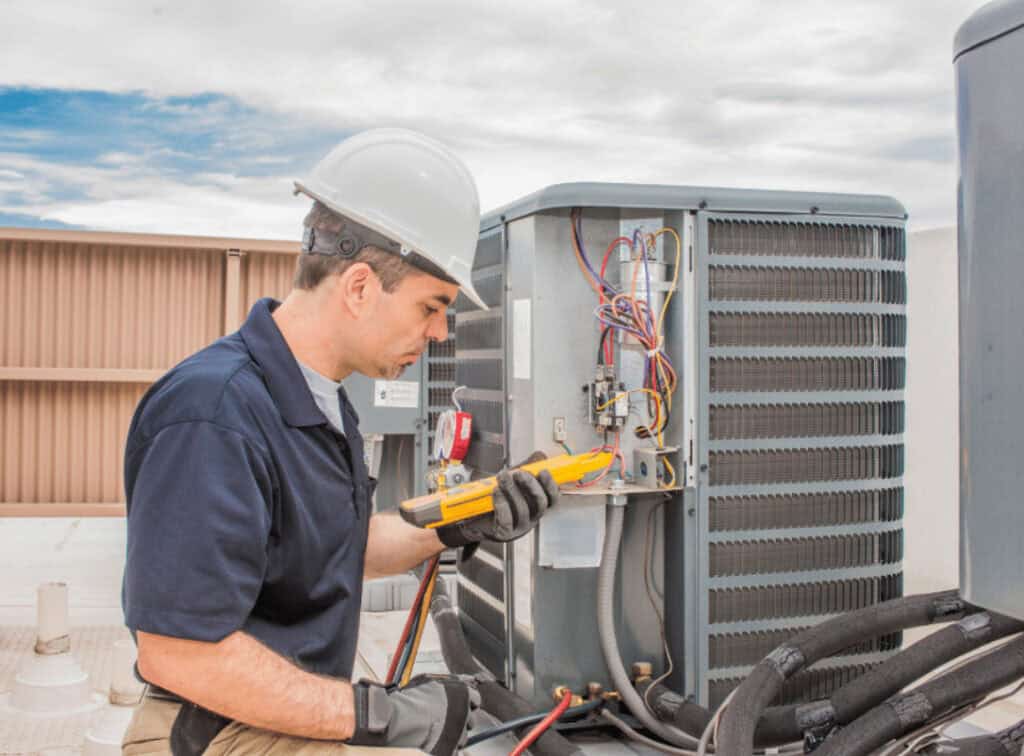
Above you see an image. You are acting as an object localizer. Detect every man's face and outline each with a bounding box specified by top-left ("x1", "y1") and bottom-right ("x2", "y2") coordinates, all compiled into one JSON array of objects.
[{"x1": 361, "y1": 271, "x2": 458, "y2": 379}]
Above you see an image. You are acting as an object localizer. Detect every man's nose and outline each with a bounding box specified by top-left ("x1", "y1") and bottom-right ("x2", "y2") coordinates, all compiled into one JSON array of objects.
[{"x1": 428, "y1": 311, "x2": 449, "y2": 342}]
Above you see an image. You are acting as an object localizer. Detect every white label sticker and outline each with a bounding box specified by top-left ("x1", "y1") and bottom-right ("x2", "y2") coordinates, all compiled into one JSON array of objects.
[
  {"x1": 373, "y1": 380, "x2": 420, "y2": 408},
  {"x1": 513, "y1": 298, "x2": 531, "y2": 380}
]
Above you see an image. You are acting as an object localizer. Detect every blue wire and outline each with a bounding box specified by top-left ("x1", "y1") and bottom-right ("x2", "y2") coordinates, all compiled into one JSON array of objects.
[{"x1": 573, "y1": 210, "x2": 617, "y2": 298}]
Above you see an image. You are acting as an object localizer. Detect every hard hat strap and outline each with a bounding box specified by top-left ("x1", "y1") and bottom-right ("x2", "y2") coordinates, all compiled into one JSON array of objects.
[
  {"x1": 301, "y1": 218, "x2": 402, "y2": 259},
  {"x1": 302, "y1": 218, "x2": 459, "y2": 287}
]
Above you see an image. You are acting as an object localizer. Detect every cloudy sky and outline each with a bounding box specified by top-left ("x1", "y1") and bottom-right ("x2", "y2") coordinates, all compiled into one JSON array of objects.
[{"x1": 0, "y1": 0, "x2": 981, "y2": 238}]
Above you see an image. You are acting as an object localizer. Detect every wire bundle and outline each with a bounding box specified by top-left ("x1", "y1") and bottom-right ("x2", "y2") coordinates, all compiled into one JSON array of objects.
[
  {"x1": 570, "y1": 208, "x2": 680, "y2": 486},
  {"x1": 386, "y1": 555, "x2": 441, "y2": 686}
]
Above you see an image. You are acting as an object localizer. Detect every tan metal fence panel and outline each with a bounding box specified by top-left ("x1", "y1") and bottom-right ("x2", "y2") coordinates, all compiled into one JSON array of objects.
[
  {"x1": 1, "y1": 239, "x2": 224, "y2": 371},
  {"x1": 0, "y1": 381, "x2": 146, "y2": 514},
  {"x1": 0, "y1": 229, "x2": 299, "y2": 517},
  {"x1": 240, "y1": 251, "x2": 298, "y2": 322}
]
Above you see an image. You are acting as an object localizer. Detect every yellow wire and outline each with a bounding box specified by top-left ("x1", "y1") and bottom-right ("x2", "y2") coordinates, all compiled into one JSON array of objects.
[
  {"x1": 661, "y1": 457, "x2": 677, "y2": 489},
  {"x1": 401, "y1": 564, "x2": 437, "y2": 686},
  {"x1": 650, "y1": 227, "x2": 683, "y2": 348},
  {"x1": 655, "y1": 356, "x2": 675, "y2": 412}
]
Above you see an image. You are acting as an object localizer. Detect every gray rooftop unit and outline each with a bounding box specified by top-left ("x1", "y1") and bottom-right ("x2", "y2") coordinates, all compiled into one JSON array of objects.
[
  {"x1": 956, "y1": 0, "x2": 1024, "y2": 621},
  {"x1": 454, "y1": 183, "x2": 907, "y2": 708}
]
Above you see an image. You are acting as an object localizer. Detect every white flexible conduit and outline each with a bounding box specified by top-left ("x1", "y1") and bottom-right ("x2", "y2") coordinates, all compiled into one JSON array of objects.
[{"x1": 597, "y1": 501, "x2": 699, "y2": 748}]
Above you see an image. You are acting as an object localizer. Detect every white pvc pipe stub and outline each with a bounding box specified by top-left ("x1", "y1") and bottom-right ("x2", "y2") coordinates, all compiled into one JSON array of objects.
[
  {"x1": 110, "y1": 639, "x2": 144, "y2": 705},
  {"x1": 84, "y1": 705, "x2": 138, "y2": 756},
  {"x1": 2, "y1": 653, "x2": 104, "y2": 716},
  {"x1": 35, "y1": 581, "x2": 71, "y2": 655}
]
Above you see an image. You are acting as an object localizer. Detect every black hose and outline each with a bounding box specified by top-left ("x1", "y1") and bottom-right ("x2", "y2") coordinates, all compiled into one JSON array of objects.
[
  {"x1": 464, "y1": 698, "x2": 605, "y2": 746},
  {"x1": 716, "y1": 590, "x2": 972, "y2": 756},
  {"x1": 921, "y1": 718, "x2": 1024, "y2": 755},
  {"x1": 643, "y1": 605, "x2": 1011, "y2": 747},
  {"x1": 756, "y1": 611, "x2": 1023, "y2": 745},
  {"x1": 429, "y1": 576, "x2": 584, "y2": 756},
  {"x1": 814, "y1": 636, "x2": 1024, "y2": 756}
]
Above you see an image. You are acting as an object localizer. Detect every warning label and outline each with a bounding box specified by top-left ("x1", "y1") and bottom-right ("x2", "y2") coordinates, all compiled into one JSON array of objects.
[{"x1": 373, "y1": 380, "x2": 420, "y2": 409}]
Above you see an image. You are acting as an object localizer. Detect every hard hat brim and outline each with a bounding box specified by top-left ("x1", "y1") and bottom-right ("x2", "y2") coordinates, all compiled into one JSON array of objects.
[{"x1": 294, "y1": 179, "x2": 489, "y2": 311}]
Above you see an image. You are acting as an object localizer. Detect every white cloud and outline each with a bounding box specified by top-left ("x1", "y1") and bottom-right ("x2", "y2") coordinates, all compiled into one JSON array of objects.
[
  {"x1": 0, "y1": 0, "x2": 981, "y2": 230},
  {"x1": 0, "y1": 152, "x2": 303, "y2": 237}
]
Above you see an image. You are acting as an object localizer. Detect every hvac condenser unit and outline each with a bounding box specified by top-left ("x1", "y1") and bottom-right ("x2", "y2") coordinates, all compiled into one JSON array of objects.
[{"x1": 453, "y1": 184, "x2": 908, "y2": 708}]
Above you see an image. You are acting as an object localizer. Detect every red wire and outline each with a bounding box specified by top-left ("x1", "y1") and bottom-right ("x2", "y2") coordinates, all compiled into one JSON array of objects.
[
  {"x1": 600, "y1": 236, "x2": 633, "y2": 283},
  {"x1": 385, "y1": 554, "x2": 439, "y2": 684},
  {"x1": 509, "y1": 689, "x2": 573, "y2": 756}
]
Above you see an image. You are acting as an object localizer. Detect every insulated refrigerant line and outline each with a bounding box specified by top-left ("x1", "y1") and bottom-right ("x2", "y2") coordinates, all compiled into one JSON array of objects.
[{"x1": 715, "y1": 590, "x2": 974, "y2": 756}]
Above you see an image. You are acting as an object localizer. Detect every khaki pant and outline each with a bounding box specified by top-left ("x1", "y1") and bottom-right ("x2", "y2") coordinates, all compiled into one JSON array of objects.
[{"x1": 123, "y1": 695, "x2": 422, "y2": 755}]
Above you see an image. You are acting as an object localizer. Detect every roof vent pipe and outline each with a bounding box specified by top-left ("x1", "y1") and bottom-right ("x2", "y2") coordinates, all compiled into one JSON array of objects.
[{"x1": 1, "y1": 582, "x2": 103, "y2": 716}]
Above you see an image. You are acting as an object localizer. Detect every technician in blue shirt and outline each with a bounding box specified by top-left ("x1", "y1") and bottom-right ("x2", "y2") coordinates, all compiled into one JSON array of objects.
[{"x1": 121, "y1": 130, "x2": 559, "y2": 756}]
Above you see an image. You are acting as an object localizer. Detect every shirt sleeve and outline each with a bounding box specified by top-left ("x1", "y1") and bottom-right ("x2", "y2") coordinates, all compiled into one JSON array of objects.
[{"x1": 122, "y1": 420, "x2": 275, "y2": 642}]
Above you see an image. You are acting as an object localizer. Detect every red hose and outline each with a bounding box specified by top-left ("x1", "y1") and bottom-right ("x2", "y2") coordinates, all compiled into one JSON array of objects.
[
  {"x1": 385, "y1": 555, "x2": 439, "y2": 684},
  {"x1": 509, "y1": 688, "x2": 573, "y2": 756}
]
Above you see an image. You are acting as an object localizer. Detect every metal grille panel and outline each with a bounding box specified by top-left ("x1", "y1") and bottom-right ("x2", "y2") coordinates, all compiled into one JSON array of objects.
[
  {"x1": 695, "y1": 214, "x2": 906, "y2": 707},
  {"x1": 709, "y1": 266, "x2": 907, "y2": 304},
  {"x1": 710, "y1": 402, "x2": 904, "y2": 439},
  {"x1": 709, "y1": 573, "x2": 904, "y2": 623},
  {"x1": 710, "y1": 629, "x2": 900, "y2": 669},
  {"x1": 709, "y1": 531, "x2": 903, "y2": 577},
  {"x1": 456, "y1": 359, "x2": 504, "y2": 391},
  {"x1": 458, "y1": 398, "x2": 504, "y2": 436},
  {"x1": 428, "y1": 362, "x2": 455, "y2": 383},
  {"x1": 709, "y1": 488, "x2": 904, "y2": 531},
  {"x1": 709, "y1": 446, "x2": 904, "y2": 486},
  {"x1": 709, "y1": 220, "x2": 904, "y2": 261},
  {"x1": 709, "y1": 313, "x2": 906, "y2": 348},
  {"x1": 709, "y1": 663, "x2": 881, "y2": 709},
  {"x1": 710, "y1": 357, "x2": 906, "y2": 392},
  {"x1": 456, "y1": 316, "x2": 504, "y2": 351},
  {"x1": 457, "y1": 230, "x2": 507, "y2": 474}
]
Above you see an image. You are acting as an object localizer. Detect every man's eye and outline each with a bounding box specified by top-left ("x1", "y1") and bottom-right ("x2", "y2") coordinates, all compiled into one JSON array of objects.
[{"x1": 424, "y1": 306, "x2": 438, "y2": 316}]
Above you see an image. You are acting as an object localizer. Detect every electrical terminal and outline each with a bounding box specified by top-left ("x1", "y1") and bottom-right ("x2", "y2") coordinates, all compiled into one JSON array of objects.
[
  {"x1": 552, "y1": 685, "x2": 584, "y2": 707},
  {"x1": 587, "y1": 366, "x2": 628, "y2": 430}
]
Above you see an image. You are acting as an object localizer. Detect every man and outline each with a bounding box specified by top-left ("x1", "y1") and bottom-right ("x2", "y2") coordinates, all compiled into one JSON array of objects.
[{"x1": 121, "y1": 129, "x2": 559, "y2": 755}]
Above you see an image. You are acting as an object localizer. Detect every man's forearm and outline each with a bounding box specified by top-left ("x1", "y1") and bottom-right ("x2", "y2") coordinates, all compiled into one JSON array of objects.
[
  {"x1": 364, "y1": 511, "x2": 445, "y2": 579},
  {"x1": 137, "y1": 630, "x2": 354, "y2": 740}
]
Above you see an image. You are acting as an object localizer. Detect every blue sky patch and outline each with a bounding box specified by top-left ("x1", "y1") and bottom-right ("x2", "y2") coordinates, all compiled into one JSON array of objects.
[{"x1": 0, "y1": 88, "x2": 352, "y2": 229}]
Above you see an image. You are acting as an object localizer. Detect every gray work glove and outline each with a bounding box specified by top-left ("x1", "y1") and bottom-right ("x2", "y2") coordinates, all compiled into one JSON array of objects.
[
  {"x1": 349, "y1": 675, "x2": 481, "y2": 756},
  {"x1": 437, "y1": 465, "x2": 560, "y2": 547}
]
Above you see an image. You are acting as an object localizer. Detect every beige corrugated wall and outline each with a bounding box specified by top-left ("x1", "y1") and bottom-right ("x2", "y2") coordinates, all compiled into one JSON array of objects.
[{"x1": 0, "y1": 228, "x2": 300, "y2": 516}]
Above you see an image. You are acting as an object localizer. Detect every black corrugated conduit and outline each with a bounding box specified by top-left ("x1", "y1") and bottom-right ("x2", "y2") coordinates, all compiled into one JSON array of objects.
[
  {"x1": 814, "y1": 635, "x2": 1024, "y2": 755},
  {"x1": 642, "y1": 609, "x2": 1022, "y2": 745},
  {"x1": 761, "y1": 610, "x2": 1022, "y2": 744},
  {"x1": 429, "y1": 578, "x2": 584, "y2": 756},
  {"x1": 715, "y1": 590, "x2": 975, "y2": 756}
]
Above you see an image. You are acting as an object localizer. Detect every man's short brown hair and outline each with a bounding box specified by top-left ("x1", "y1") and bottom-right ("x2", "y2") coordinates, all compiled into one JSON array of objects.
[{"x1": 293, "y1": 202, "x2": 422, "y2": 291}]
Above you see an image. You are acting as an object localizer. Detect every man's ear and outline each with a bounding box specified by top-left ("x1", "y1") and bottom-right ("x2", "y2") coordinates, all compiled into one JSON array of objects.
[{"x1": 337, "y1": 262, "x2": 378, "y2": 317}]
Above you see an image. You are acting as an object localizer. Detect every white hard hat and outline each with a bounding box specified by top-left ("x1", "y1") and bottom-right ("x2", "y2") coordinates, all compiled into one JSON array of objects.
[{"x1": 294, "y1": 128, "x2": 486, "y2": 310}]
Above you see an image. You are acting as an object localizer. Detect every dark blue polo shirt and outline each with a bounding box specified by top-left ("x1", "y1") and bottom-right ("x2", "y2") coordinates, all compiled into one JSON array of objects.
[{"x1": 122, "y1": 298, "x2": 373, "y2": 679}]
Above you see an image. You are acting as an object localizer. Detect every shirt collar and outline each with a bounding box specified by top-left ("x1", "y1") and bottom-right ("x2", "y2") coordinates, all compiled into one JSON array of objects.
[{"x1": 239, "y1": 298, "x2": 326, "y2": 428}]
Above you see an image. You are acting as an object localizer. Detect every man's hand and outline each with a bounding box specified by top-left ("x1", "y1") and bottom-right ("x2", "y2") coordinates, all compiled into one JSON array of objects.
[
  {"x1": 349, "y1": 675, "x2": 480, "y2": 756},
  {"x1": 436, "y1": 466, "x2": 559, "y2": 547}
]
